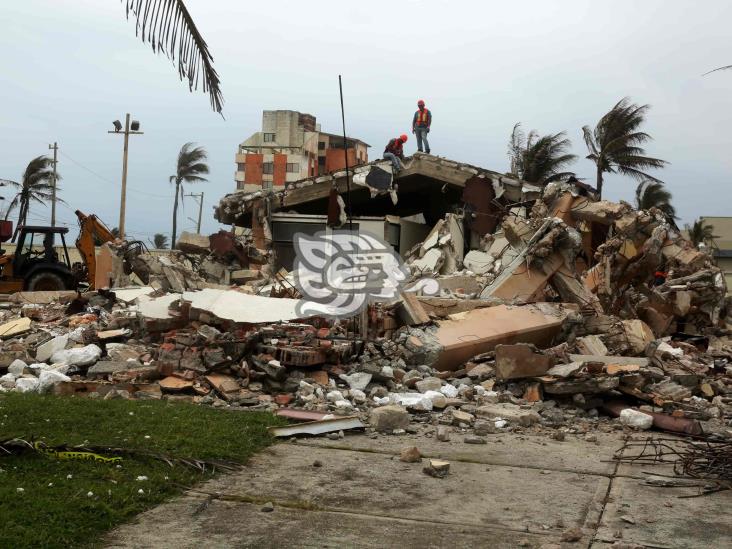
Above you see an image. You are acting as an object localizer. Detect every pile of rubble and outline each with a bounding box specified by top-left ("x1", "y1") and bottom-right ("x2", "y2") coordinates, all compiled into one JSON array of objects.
[{"x1": 1, "y1": 182, "x2": 731, "y2": 444}]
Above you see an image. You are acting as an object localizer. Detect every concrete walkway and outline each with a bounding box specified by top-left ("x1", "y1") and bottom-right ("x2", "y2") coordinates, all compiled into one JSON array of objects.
[{"x1": 105, "y1": 430, "x2": 731, "y2": 548}]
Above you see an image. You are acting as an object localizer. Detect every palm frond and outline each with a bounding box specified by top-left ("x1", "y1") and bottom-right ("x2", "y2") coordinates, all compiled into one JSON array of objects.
[
  {"x1": 615, "y1": 165, "x2": 665, "y2": 183},
  {"x1": 703, "y1": 65, "x2": 732, "y2": 76},
  {"x1": 3, "y1": 195, "x2": 20, "y2": 220},
  {"x1": 123, "y1": 0, "x2": 223, "y2": 113},
  {"x1": 582, "y1": 126, "x2": 598, "y2": 156},
  {"x1": 0, "y1": 178, "x2": 21, "y2": 189}
]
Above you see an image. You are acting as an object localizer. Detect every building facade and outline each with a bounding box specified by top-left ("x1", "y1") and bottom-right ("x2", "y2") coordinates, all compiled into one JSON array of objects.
[{"x1": 235, "y1": 110, "x2": 369, "y2": 193}]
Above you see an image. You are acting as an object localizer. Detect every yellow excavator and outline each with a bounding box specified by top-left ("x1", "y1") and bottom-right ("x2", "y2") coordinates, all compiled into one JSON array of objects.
[{"x1": 0, "y1": 211, "x2": 143, "y2": 293}]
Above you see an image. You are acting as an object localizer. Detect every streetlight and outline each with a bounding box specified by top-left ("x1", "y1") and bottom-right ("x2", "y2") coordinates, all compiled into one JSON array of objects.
[{"x1": 108, "y1": 114, "x2": 143, "y2": 238}]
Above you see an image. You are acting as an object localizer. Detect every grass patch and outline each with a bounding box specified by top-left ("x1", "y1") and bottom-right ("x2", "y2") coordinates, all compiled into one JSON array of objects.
[{"x1": 0, "y1": 393, "x2": 284, "y2": 548}]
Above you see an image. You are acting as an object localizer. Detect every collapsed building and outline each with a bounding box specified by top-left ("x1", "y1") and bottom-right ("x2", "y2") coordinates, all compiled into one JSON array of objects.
[{"x1": 1, "y1": 153, "x2": 731, "y2": 442}]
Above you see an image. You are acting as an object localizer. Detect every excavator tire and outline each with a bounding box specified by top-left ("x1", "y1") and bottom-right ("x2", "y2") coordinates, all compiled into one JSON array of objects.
[{"x1": 27, "y1": 272, "x2": 67, "y2": 292}]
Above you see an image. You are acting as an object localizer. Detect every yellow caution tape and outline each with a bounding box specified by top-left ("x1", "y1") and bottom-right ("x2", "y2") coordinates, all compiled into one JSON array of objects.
[{"x1": 34, "y1": 442, "x2": 122, "y2": 464}]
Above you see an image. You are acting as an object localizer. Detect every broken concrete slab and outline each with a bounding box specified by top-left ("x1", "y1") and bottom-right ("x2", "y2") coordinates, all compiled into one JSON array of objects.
[
  {"x1": 205, "y1": 374, "x2": 240, "y2": 395},
  {"x1": 620, "y1": 319, "x2": 656, "y2": 355},
  {"x1": 433, "y1": 303, "x2": 569, "y2": 371},
  {"x1": 575, "y1": 335, "x2": 608, "y2": 356},
  {"x1": 87, "y1": 361, "x2": 136, "y2": 379},
  {"x1": 480, "y1": 249, "x2": 564, "y2": 302},
  {"x1": 136, "y1": 293, "x2": 181, "y2": 320},
  {"x1": 176, "y1": 231, "x2": 211, "y2": 254},
  {"x1": 546, "y1": 362, "x2": 583, "y2": 378},
  {"x1": 182, "y1": 288, "x2": 304, "y2": 324},
  {"x1": 568, "y1": 354, "x2": 650, "y2": 367},
  {"x1": 269, "y1": 416, "x2": 364, "y2": 438},
  {"x1": 397, "y1": 292, "x2": 430, "y2": 326},
  {"x1": 112, "y1": 286, "x2": 156, "y2": 304},
  {"x1": 570, "y1": 197, "x2": 627, "y2": 224},
  {"x1": 159, "y1": 376, "x2": 194, "y2": 392}
]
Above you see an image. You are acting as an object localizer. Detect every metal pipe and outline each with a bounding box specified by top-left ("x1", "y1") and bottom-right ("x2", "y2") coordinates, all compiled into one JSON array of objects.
[{"x1": 602, "y1": 400, "x2": 703, "y2": 436}]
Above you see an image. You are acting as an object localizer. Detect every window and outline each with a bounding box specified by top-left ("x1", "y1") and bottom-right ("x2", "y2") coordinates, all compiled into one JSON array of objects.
[
  {"x1": 237, "y1": 181, "x2": 246, "y2": 190},
  {"x1": 262, "y1": 162, "x2": 274, "y2": 175},
  {"x1": 286, "y1": 163, "x2": 299, "y2": 173},
  {"x1": 263, "y1": 133, "x2": 276, "y2": 143},
  {"x1": 318, "y1": 141, "x2": 326, "y2": 150},
  {"x1": 237, "y1": 163, "x2": 246, "y2": 172}
]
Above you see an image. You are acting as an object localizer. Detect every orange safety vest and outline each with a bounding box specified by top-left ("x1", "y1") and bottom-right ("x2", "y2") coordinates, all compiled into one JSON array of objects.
[{"x1": 415, "y1": 108, "x2": 430, "y2": 126}]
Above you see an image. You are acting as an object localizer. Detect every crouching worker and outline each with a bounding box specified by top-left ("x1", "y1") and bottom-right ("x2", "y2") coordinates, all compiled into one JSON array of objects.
[{"x1": 384, "y1": 134, "x2": 408, "y2": 172}]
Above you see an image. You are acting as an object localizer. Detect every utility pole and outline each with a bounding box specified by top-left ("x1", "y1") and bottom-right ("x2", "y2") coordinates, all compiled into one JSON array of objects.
[
  {"x1": 48, "y1": 142, "x2": 58, "y2": 226},
  {"x1": 108, "y1": 114, "x2": 143, "y2": 238},
  {"x1": 185, "y1": 192, "x2": 204, "y2": 233}
]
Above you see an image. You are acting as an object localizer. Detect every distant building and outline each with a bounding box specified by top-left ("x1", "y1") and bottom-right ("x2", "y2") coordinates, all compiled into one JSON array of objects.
[
  {"x1": 234, "y1": 110, "x2": 369, "y2": 192},
  {"x1": 700, "y1": 216, "x2": 732, "y2": 291}
]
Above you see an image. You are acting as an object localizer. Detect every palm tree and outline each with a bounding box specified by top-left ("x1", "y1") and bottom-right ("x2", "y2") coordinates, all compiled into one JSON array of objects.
[
  {"x1": 635, "y1": 180, "x2": 676, "y2": 220},
  {"x1": 3, "y1": 156, "x2": 58, "y2": 241},
  {"x1": 685, "y1": 219, "x2": 718, "y2": 248},
  {"x1": 582, "y1": 98, "x2": 668, "y2": 198},
  {"x1": 122, "y1": 1, "x2": 222, "y2": 112},
  {"x1": 507, "y1": 123, "x2": 576, "y2": 184},
  {"x1": 170, "y1": 143, "x2": 208, "y2": 248},
  {"x1": 152, "y1": 233, "x2": 169, "y2": 249}
]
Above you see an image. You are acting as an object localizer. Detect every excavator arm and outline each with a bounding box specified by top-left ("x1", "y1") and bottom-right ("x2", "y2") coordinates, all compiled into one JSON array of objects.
[{"x1": 75, "y1": 210, "x2": 118, "y2": 289}]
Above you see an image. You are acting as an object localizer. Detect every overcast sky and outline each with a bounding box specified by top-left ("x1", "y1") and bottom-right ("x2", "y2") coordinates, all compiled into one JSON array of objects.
[{"x1": 2, "y1": 0, "x2": 731, "y2": 243}]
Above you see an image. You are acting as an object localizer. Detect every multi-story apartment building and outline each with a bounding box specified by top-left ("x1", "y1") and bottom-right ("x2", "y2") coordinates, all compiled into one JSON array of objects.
[{"x1": 234, "y1": 110, "x2": 369, "y2": 192}]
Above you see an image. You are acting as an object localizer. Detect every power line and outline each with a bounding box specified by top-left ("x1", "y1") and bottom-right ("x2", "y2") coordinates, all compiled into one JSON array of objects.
[{"x1": 58, "y1": 150, "x2": 172, "y2": 199}]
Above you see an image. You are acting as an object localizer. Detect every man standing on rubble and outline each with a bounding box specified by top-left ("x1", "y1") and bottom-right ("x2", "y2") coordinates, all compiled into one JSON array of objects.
[
  {"x1": 383, "y1": 134, "x2": 408, "y2": 172},
  {"x1": 412, "y1": 99, "x2": 432, "y2": 154}
]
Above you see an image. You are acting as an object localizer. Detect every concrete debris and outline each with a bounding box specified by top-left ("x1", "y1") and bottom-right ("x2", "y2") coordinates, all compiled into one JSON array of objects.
[
  {"x1": 423, "y1": 458, "x2": 450, "y2": 478},
  {"x1": 0, "y1": 165, "x2": 728, "y2": 448},
  {"x1": 369, "y1": 405, "x2": 410, "y2": 433},
  {"x1": 619, "y1": 408, "x2": 654, "y2": 430},
  {"x1": 399, "y1": 446, "x2": 422, "y2": 463}
]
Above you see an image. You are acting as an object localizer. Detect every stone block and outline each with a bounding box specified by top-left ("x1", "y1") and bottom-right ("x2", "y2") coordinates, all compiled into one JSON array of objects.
[
  {"x1": 369, "y1": 405, "x2": 409, "y2": 432},
  {"x1": 495, "y1": 344, "x2": 553, "y2": 381}
]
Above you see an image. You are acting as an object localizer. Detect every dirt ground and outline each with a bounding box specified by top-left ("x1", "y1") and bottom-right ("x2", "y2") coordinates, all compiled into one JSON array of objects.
[{"x1": 104, "y1": 429, "x2": 731, "y2": 548}]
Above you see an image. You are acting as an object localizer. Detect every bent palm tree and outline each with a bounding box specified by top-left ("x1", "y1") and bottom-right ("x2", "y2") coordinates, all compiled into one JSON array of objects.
[
  {"x1": 3, "y1": 156, "x2": 58, "y2": 241},
  {"x1": 122, "y1": 1, "x2": 223, "y2": 113},
  {"x1": 685, "y1": 219, "x2": 717, "y2": 248},
  {"x1": 170, "y1": 143, "x2": 208, "y2": 248},
  {"x1": 635, "y1": 180, "x2": 676, "y2": 220},
  {"x1": 507, "y1": 123, "x2": 577, "y2": 184},
  {"x1": 583, "y1": 98, "x2": 667, "y2": 198}
]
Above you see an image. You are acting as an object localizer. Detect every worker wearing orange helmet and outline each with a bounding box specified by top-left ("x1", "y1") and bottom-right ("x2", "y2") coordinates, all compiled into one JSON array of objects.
[
  {"x1": 383, "y1": 133, "x2": 408, "y2": 172},
  {"x1": 412, "y1": 99, "x2": 432, "y2": 154}
]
